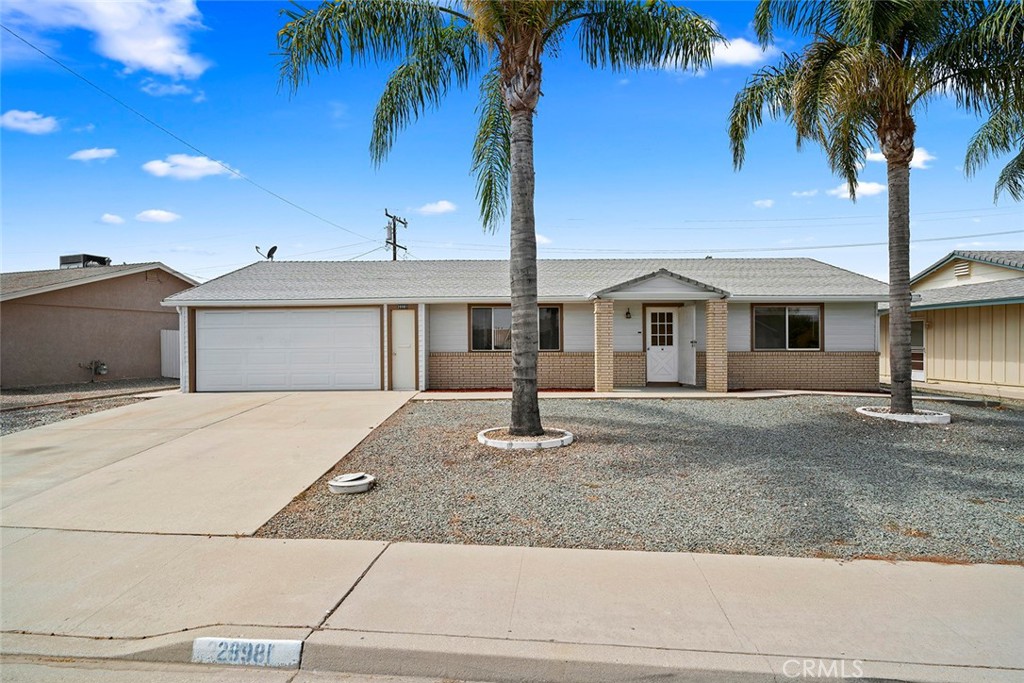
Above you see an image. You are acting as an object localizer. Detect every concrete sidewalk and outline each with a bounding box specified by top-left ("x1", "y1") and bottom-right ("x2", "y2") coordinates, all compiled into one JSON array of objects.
[{"x1": 2, "y1": 531, "x2": 1020, "y2": 682}]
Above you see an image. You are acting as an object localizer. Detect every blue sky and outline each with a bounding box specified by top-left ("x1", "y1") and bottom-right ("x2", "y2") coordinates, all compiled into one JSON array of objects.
[{"x1": 1, "y1": 0, "x2": 1020, "y2": 283}]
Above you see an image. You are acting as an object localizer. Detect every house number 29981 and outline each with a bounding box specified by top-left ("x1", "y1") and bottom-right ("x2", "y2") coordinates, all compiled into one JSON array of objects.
[
  {"x1": 216, "y1": 640, "x2": 273, "y2": 665},
  {"x1": 191, "y1": 637, "x2": 302, "y2": 668}
]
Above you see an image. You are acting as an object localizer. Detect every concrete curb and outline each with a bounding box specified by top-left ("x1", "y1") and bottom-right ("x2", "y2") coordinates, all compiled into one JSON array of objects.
[
  {"x1": 299, "y1": 629, "x2": 1024, "y2": 683},
  {"x1": 6, "y1": 626, "x2": 1023, "y2": 682},
  {"x1": 0, "y1": 627, "x2": 312, "y2": 668}
]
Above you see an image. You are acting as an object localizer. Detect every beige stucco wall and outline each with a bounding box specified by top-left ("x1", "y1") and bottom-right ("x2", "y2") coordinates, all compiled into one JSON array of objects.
[
  {"x1": 880, "y1": 304, "x2": 1023, "y2": 388},
  {"x1": 1, "y1": 269, "x2": 193, "y2": 387},
  {"x1": 913, "y1": 259, "x2": 1022, "y2": 291}
]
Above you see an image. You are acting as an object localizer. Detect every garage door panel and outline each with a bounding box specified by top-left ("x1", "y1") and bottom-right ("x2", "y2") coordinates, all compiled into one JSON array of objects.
[{"x1": 196, "y1": 309, "x2": 382, "y2": 391}]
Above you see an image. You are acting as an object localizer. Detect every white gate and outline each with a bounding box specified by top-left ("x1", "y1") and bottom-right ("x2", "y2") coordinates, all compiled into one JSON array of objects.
[{"x1": 161, "y1": 329, "x2": 181, "y2": 378}]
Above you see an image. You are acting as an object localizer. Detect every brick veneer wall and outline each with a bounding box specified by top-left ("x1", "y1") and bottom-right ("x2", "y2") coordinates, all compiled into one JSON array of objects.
[
  {"x1": 613, "y1": 352, "x2": 646, "y2": 387},
  {"x1": 697, "y1": 351, "x2": 878, "y2": 391},
  {"x1": 705, "y1": 300, "x2": 729, "y2": 392},
  {"x1": 428, "y1": 352, "x2": 594, "y2": 389},
  {"x1": 594, "y1": 299, "x2": 615, "y2": 392}
]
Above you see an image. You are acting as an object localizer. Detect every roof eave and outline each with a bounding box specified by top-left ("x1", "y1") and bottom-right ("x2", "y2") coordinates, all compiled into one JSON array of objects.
[{"x1": 2, "y1": 264, "x2": 198, "y2": 303}]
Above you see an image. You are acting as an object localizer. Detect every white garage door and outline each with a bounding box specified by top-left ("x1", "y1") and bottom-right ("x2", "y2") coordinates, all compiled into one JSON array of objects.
[{"x1": 196, "y1": 309, "x2": 381, "y2": 391}]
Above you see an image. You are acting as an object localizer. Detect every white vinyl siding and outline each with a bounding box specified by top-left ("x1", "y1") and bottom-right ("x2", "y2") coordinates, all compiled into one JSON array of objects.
[
  {"x1": 428, "y1": 304, "x2": 468, "y2": 352},
  {"x1": 196, "y1": 308, "x2": 380, "y2": 391},
  {"x1": 695, "y1": 302, "x2": 707, "y2": 351},
  {"x1": 610, "y1": 273, "x2": 715, "y2": 297},
  {"x1": 563, "y1": 303, "x2": 594, "y2": 351},
  {"x1": 728, "y1": 303, "x2": 752, "y2": 352},
  {"x1": 824, "y1": 302, "x2": 878, "y2": 351},
  {"x1": 614, "y1": 301, "x2": 643, "y2": 351}
]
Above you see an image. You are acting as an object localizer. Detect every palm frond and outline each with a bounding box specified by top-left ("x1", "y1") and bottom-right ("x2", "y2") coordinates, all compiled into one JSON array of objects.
[
  {"x1": 277, "y1": 0, "x2": 461, "y2": 91},
  {"x1": 471, "y1": 68, "x2": 512, "y2": 231},
  {"x1": 992, "y1": 149, "x2": 1024, "y2": 202},
  {"x1": 728, "y1": 55, "x2": 801, "y2": 169},
  {"x1": 369, "y1": 24, "x2": 486, "y2": 164},
  {"x1": 753, "y1": 0, "x2": 834, "y2": 46},
  {"x1": 965, "y1": 99, "x2": 1024, "y2": 202},
  {"x1": 575, "y1": 0, "x2": 723, "y2": 72}
]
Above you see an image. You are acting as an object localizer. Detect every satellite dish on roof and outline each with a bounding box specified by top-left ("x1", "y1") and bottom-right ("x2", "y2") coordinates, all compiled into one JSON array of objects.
[{"x1": 255, "y1": 245, "x2": 278, "y2": 261}]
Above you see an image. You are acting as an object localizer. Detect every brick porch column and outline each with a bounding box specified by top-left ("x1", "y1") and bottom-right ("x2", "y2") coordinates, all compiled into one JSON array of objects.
[
  {"x1": 705, "y1": 299, "x2": 729, "y2": 393},
  {"x1": 594, "y1": 299, "x2": 614, "y2": 392}
]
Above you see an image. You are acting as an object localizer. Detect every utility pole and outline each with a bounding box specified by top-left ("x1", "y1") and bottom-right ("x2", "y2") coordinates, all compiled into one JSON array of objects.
[{"x1": 384, "y1": 209, "x2": 407, "y2": 261}]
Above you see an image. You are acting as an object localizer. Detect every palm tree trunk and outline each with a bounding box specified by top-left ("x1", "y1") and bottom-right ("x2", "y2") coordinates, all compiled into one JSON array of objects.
[
  {"x1": 887, "y1": 157, "x2": 914, "y2": 414},
  {"x1": 508, "y1": 107, "x2": 543, "y2": 435}
]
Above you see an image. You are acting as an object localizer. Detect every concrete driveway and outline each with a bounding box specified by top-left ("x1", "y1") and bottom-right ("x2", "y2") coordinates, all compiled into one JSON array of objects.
[{"x1": 0, "y1": 391, "x2": 413, "y2": 535}]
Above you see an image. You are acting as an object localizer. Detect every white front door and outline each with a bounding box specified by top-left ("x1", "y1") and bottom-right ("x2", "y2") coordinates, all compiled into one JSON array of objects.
[
  {"x1": 390, "y1": 308, "x2": 417, "y2": 390},
  {"x1": 646, "y1": 307, "x2": 679, "y2": 383},
  {"x1": 678, "y1": 305, "x2": 696, "y2": 385}
]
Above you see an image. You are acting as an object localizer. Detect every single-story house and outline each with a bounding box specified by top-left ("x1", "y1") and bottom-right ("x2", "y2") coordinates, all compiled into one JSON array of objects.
[
  {"x1": 880, "y1": 250, "x2": 1023, "y2": 394},
  {"x1": 163, "y1": 258, "x2": 887, "y2": 394},
  {"x1": 1, "y1": 258, "x2": 197, "y2": 388}
]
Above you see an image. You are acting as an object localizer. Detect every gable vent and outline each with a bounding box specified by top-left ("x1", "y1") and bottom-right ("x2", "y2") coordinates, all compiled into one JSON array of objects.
[{"x1": 953, "y1": 261, "x2": 971, "y2": 278}]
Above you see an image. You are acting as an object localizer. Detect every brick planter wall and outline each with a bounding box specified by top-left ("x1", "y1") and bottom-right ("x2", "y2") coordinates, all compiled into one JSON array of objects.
[
  {"x1": 613, "y1": 352, "x2": 646, "y2": 388},
  {"x1": 428, "y1": 352, "x2": 594, "y2": 390}
]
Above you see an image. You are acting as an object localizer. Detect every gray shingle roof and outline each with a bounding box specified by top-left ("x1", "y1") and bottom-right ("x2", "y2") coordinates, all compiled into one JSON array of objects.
[
  {"x1": 165, "y1": 258, "x2": 888, "y2": 304},
  {"x1": 951, "y1": 250, "x2": 1024, "y2": 270},
  {"x1": 913, "y1": 277, "x2": 1024, "y2": 309},
  {"x1": 880, "y1": 277, "x2": 1024, "y2": 311}
]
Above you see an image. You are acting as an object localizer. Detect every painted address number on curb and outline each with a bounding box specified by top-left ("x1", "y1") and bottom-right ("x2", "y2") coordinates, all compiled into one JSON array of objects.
[{"x1": 192, "y1": 637, "x2": 302, "y2": 668}]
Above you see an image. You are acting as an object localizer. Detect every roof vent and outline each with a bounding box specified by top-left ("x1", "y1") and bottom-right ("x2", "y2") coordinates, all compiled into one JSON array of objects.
[
  {"x1": 953, "y1": 261, "x2": 971, "y2": 278},
  {"x1": 60, "y1": 254, "x2": 112, "y2": 269}
]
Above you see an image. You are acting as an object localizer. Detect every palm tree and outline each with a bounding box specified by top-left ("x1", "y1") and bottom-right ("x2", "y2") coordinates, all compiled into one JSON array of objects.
[
  {"x1": 278, "y1": 0, "x2": 721, "y2": 434},
  {"x1": 729, "y1": 0, "x2": 1021, "y2": 414}
]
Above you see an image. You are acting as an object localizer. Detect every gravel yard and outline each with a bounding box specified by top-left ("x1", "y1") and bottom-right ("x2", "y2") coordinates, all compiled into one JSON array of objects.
[
  {"x1": 258, "y1": 396, "x2": 1024, "y2": 563},
  {"x1": 0, "y1": 378, "x2": 177, "y2": 435}
]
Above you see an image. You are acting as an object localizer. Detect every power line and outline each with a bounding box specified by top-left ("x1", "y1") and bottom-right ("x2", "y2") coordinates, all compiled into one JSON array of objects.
[
  {"x1": 345, "y1": 245, "x2": 388, "y2": 261},
  {"x1": 406, "y1": 229, "x2": 1023, "y2": 255},
  {"x1": 650, "y1": 211, "x2": 1024, "y2": 231},
  {"x1": 665, "y1": 205, "x2": 1023, "y2": 225},
  {"x1": 0, "y1": 23, "x2": 377, "y2": 244}
]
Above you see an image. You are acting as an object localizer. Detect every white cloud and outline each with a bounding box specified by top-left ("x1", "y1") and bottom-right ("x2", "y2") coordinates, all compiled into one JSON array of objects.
[
  {"x1": 753, "y1": 199, "x2": 775, "y2": 209},
  {"x1": 0, "y1": 109, "x2": 59, "y2": 134},
  {"x1": 712, "y1": 38, "x2": 778, "y2": 66},
  {"x1": 100, "y1": 213, "x2": 125, "y2": 224},
  {"x1": 142, "y1": 153, "x2": 235, "y2": 180},
  {"x1": 536, "y1": 233, "x2": 552, "y2": 245},
  {"x1": 136, "y1": 209, "x2": 181, "y2": 223},
  {"x1": 826, "y1": 181, "x2": 887, "y2": 199},
  {"x1": 791, "y1": 189, "x2": 818, "y2": 198},
  {"x1": 910, "y1": 148, "x2": 936, "y2": 169},
  {"x1": 69, "y1": 147, "x2": 117, "y2": 161},
  {"x1": 141, "y1": 78, "x2": 192, "y2": 97},
  {"x1": 864, "y1": 147, "x2": 936, "y2": 169},
  {"x1": 416, "y1": 200, "x2": 457, "y2": 215},
  {"x1": 74, "y1": 123, "x2": 96, "y2": 133},
  {"x1": 2, "y1": 0, "x2": 210, "y2": 79}
]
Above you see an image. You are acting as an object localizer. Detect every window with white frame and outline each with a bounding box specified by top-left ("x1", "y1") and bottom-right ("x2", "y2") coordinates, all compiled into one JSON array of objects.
[
  {"x1": 471, "y1": 306, "x2": 560, "y2": 351},
  {"x1": 752, "y1": 305, "x2": 821, "y2": 350}
]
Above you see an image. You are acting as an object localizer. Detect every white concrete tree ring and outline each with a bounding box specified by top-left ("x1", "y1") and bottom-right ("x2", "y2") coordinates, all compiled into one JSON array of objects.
[{"x1": 477, "y1": 428, "x2": 575, "y2": 450}]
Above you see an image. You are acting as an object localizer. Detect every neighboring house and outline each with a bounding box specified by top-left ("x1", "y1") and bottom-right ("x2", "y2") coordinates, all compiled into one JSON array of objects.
[
  {"x1": 163, "y1": 258, "x2": 886, "y2": 394},
  {"x1": 879, "y1": 250, "x2": 1023, "y2": 395},
  {"x1": 1, "y1": 259, "x2": 197, "y2": 388}
]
